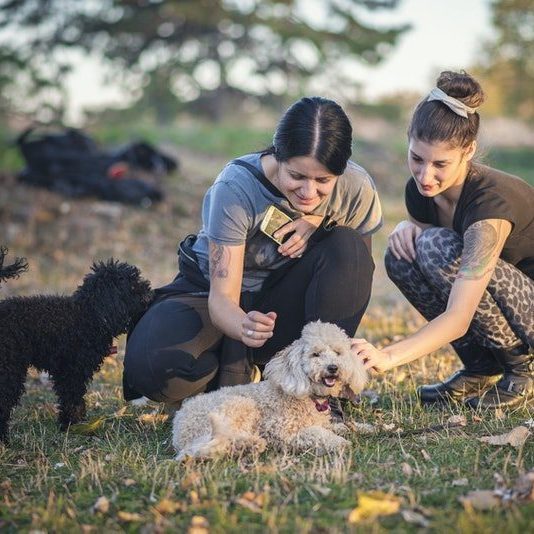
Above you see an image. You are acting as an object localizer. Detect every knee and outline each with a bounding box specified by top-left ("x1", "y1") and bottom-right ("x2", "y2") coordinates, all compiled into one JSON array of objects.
[
  {"x1": 416, "y1": 227, "x2": 461, "y2": 269},
  {"x1": 384, "y1": 247, "x2": 407, "y2": 283},
  {"x1": 320, "y1": 227, "x2": 374, "y2": 274}
]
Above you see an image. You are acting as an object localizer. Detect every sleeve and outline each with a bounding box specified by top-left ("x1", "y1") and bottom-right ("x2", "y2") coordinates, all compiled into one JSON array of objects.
[
  {"x1": 460, "y1": 185, "x2": 514, "y2": 233},
  {"x1": 405, "y1": 178, "x2": 433, "y2": 224},
  {"x1": 344, "y1": 171, "x2": 383, "y2": 236},
  {"x1": 203, "y1": 180, "x2": 254, "y2": 245}
]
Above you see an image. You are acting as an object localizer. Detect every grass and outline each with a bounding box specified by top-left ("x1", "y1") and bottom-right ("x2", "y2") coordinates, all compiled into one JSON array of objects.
[
  {"x1": 1, "y1": 342, "x2": 533, "y2": 532},
  {"x1": 1, "y1": 119, "x2": 533, "y2": 532}
]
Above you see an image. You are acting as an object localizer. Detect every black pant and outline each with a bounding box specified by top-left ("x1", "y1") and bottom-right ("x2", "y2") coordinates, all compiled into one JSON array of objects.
[{"x1": 123, "y1": 227, "x2": 374, "y2": 404}]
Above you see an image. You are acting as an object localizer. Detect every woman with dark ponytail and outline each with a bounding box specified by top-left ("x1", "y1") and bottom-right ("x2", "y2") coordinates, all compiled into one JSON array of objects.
[
  {"x1": 123, "y1": 96, "x2": 382, "y2": 408},
  {"x1": 354, "y1": 71, "x2": 534, "y2": 409}
]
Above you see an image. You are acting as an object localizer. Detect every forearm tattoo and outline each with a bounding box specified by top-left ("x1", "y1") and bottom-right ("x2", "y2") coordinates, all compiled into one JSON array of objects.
[
  {"x1": 458, "y1": 220, "x2": 500, "y2": 280},
  {"x1": 209, "y1": 242, "x2": 229, "y2": 279}
]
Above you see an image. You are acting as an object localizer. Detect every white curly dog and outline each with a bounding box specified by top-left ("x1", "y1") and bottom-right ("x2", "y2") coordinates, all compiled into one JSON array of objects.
[{"x1": 172, "y1": 321, "x2": 367, "y2": 460}]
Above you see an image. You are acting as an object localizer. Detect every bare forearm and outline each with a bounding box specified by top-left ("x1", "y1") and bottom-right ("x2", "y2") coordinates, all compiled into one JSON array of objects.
[
  {"x1": 208, "y1": 294, "x2": 246, "y2": 340},
  {"x1": 384, "y1": 311, "x2": 469, "y2": 367}
]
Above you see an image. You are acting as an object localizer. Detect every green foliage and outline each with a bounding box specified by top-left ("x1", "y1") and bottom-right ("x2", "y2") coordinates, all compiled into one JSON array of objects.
[
  {"x1": 474, "y1": 0, "x2": 534, "y2": 121},
  {"x1": 93, "y1": 121, "x2": 274, "y2": 159},
  {"x1": 0, "y1": 0, "x2": 409, "y2": 121}
]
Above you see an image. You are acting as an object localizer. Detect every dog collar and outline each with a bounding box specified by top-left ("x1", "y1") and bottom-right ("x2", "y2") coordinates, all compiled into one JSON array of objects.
[{"x1": 313, "y1": 398, "x2": 330, "y2": 412}]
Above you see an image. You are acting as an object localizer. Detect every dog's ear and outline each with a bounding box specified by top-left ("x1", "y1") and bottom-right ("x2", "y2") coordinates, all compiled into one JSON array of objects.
[
  {"x1": 264, "y1": 340, "x2": 310, "y2": 397},
  {"x1": 341, "y1": 356, "x2": 368, "y2": 400}
]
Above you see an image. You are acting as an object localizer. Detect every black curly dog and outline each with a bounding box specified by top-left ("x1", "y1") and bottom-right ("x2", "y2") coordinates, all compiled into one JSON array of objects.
[{"x1": 0, "y1": 247, "x2": 152, "y2": 444}]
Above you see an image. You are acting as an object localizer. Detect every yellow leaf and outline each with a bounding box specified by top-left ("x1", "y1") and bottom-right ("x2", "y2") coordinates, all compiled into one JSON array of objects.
[
  {"x1": 188, "y1": 515, "x2": 209, "y2": 534},
  {"x1": 70, "y1": 417, "x2": 106, "y2": 435},
  {"x1": 117, "y1": 511, "x2": 143, "y2": 522},
  {"x1": 154, "y1": 498, "x2": 182, "y2": 515},
  {"x1": 114, "y1": 406, "x2": 128, "y2": 417},
  {"x1": 181, "y1": 471, "x2": 202, "y2": 489},
  {"x1": 137, "y1": 412, "x2": 168, "y2": 424},
  {"x1": 189, "y1": 490, "x2": 200, "y2": 505},
  {"x1": 348, "y1": 491, "x2": 401, "y2": 523}
]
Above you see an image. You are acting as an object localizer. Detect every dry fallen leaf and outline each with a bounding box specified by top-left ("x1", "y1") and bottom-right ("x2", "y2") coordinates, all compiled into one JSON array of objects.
[
  {"x1": 348, "y1": 491, "x2": 401, "y2": 523},
  {"x1": 189, "y1": 490, "x2": 200, "y2": 505},
  {"x1": 401, "y1": 509, "x2": 429, "y2": 528},
  {"x1": 188, "y1": 515, "x2": 209, "y2": 534},
  {"x1": 235, "y1": 491, "x2": 266, "y2": 513},
  {"x1": 446, "y1": 415, "x2": 467, "y2": 427},
  {"x1": 114, "y1": 406, "x2": 128, "y2": 417},
  {"x1": 154, "y1": 498, "x2": 183, "y2": 515},
  {"x1": 401, "y1": 463, "x2": 413, "y2": 477},
  {"x1": 459, "y1": 490, "x2": 501, "y2": 511},
  {"x1": 350, "y1": 422, "x2": 377, "y2": 434},
  {"x1": 420, "y1": 449, "x2": 431, "y2": 461},
  {"x1": 181, "y1": 471, "x2": 202, "y2": 489},
  {"x1": 137, "y1": 412, "x2": 169, "y2": 424},
  {"x1": 478, "y1": 426, "x2": 530, "y2": 448},
  {"x1": 117, "y1": 511, "x2": 143, "y2": 522},
  {"x1": 122, "y1": 478, "x2": 137, "y2": 487},
  {"x1": 92, "y1": 496, "x2": 110, "y2": 514}
]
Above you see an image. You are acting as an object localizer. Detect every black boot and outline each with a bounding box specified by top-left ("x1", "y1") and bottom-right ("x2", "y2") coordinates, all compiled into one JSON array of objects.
[
  {"x1": 417, "y1": 343, "x2": 503, "y2": 404},
  {"x1": 466, "y1": 345, "x2": 533, "y2": 409}
]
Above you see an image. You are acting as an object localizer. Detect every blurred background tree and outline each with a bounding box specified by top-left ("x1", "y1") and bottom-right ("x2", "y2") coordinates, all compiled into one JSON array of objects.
[
  {"x1": 0, "y1": 0, "x2": 408, "y2": 124},
  {"x1": 473, "y1": 0, "x2": 534, "y2": 121}
]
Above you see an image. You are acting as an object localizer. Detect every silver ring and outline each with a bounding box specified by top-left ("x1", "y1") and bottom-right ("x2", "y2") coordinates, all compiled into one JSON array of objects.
[{"x1": 246, "y1": 329, "x2": 254, "y2": 337}]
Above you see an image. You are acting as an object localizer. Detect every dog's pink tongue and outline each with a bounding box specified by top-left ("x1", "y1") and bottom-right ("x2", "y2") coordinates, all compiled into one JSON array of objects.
[{"x1": 314, "y1": 399, "x2": 330, "y2": 412}]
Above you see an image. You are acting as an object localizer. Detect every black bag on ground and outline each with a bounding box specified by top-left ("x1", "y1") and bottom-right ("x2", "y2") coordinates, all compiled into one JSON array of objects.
[{"x1": 16, "y1": 127, "x2": 177, "y2": 205}]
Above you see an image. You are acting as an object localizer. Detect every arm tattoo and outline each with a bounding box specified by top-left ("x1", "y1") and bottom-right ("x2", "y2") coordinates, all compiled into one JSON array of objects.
[
  {"x1": 458, "y1": 220, "x2": 500, "y2": 280},
  {"x1": 209, "y1": 242, "x2": 229, "y2": 279}
]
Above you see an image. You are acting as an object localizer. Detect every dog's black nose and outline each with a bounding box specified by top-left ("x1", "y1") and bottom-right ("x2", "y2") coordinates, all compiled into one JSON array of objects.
[{"x1": 327, "y1": 364, "x2": 338, "y2": 374}]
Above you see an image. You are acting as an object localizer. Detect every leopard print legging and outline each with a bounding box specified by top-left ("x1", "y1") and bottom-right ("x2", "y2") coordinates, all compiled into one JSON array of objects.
[{"x1": 385, "y1": 227, "x2": 534, "y2": 350}]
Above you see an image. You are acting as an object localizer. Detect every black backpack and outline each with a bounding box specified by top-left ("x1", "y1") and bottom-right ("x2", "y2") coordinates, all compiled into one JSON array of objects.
[{"x1": 16, "y1": 127, "x2": 176, "y2": 206}]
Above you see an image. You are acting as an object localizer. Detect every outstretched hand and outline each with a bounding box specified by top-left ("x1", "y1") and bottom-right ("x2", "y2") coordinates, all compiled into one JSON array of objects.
[{"x1": 351, "y1": 338, "x2": 394, "y2": 373}]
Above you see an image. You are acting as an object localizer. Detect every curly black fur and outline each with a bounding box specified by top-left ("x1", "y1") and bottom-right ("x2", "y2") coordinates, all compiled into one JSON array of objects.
[
  {"x1": 0, "y1": 255, "x2": 153, "y2": 444},
  {"x1": 0, "y1": 246, "x2": 28, "y2": 282}
]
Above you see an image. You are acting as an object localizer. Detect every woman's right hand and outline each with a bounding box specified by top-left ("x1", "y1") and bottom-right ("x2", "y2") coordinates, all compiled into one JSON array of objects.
[
  {"x1": 240, "y1": 310, "x2": 277, "y2": 348},
  {"x1": 388, "y1": 220, "x2": 423, "y2": 262}
]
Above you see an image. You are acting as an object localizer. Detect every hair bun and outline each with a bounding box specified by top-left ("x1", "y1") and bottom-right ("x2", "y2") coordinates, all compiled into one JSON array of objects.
[{"x1": 436, "y1": 70, "x2": 485, "y2": 109}]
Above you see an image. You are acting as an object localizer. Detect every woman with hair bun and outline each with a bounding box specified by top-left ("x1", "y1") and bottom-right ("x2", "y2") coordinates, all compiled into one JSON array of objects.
[
  {"x1": 354, "y1": 71, "x2": 534, "y2": 409},
  {"x1": 123, "y1": 96, "x2": 382, "y2": 408}
]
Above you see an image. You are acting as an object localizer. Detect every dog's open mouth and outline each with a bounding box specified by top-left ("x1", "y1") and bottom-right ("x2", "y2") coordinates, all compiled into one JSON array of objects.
[{"x1": 322, "y1": 376, "x2": 337, "y2": 387}]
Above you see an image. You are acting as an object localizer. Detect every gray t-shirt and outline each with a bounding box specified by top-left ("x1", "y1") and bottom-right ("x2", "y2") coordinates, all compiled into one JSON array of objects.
[{"x1": 192, "y1": 152, "x2": 382, "y2": 292}]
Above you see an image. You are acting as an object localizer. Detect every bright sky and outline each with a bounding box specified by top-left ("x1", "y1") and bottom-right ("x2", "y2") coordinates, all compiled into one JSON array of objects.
[
  {"x1": 354, "y1": 0, "x2": 492, "y2": 99},
  {"x1": 66, "y1": 0, "x2": 493, "y2": 122}
]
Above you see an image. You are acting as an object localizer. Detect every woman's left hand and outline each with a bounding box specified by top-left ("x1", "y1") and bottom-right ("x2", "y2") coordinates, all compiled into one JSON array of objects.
[
  {"x1": 274, "y1": 215, "x2": 324, "y2": 258},
  {"x1": 351, "y1": 338, "x2": 394, "y2": 373}
]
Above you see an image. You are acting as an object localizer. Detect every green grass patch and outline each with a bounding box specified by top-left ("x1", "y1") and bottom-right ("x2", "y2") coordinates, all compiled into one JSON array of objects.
[
  {"x1": 93, "y1": 121, "x2": 273, "y2": 160},
  {"x1": 1, "y1": 347, "x2": 533, "y2": 532}
]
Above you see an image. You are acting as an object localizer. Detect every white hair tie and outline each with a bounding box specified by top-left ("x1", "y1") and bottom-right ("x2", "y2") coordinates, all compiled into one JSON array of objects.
[{"x1": 426, "y1": 87, "x2": 478, "y2": 118}]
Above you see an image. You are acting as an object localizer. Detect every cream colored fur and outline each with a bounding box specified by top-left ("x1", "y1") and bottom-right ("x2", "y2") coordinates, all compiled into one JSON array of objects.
[{"x1": 172, "y1": 321, "x2": 367, "y2": 460}]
